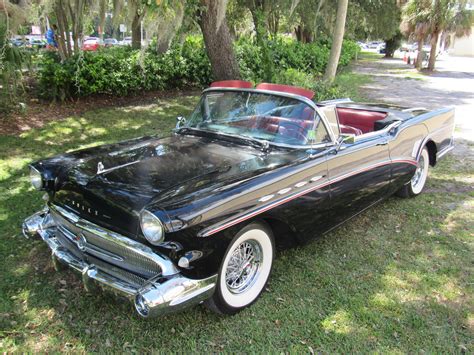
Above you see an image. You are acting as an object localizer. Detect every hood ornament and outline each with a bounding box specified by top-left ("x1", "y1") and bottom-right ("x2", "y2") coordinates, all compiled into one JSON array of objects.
[
  {"x1": 97, "y1": 162, "x2": 105, "y2": 174},
  {"x1": 96, "y1": 160, "x2": 141, "y2": 175}
]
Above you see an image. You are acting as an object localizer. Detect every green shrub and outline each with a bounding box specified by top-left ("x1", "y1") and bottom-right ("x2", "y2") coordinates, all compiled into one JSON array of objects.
[
  {"x1": 272, "y1": 68, "x2": 315, "y2": 89},
  {"x1": 37, "y1": 35, "x2": 359, "y2": 101}
]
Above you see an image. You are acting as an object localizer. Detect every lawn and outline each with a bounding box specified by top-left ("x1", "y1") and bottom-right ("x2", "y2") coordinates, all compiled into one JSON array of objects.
[{"x1": 0, "y1": 86, "x2": 473, "y2": 352}]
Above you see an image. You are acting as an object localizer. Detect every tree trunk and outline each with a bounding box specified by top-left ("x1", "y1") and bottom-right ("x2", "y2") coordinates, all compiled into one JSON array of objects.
[
  {"x1": 131, "y1": 14, "x2": 142, "y2": 50},
  {"x1": 427, "y1": 31, "x2": 439, "y2": 71},
  {"x1": 295, "y1": 25, "x2": 303, "y2": 42},
  {"x1": 199, "y1": 0, "x2": 240, "y2": 81},
  {"x1": 415, "y1": 38, "x2": 424, "y2": 70},
  {"x1": 323, "y1": 0, "x2": 348, "y2": 82},
  {"x1": 99, "y1": 0, "x2": 106, "y2": 40},
  {"x1": 249, "y1": 5, "x2": 273, "y2": 81},
  {"x1": 55, "y1": 0, "x2": 70, "y2": 60}
]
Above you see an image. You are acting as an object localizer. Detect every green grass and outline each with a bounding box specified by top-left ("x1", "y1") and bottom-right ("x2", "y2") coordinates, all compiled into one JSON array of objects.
[
  {"x1": 1, "y1": 92, "x2": 473, "y2": 352},
  {"x1": 333, "y1": 71, "x2": 372, "y2": 102},
  {"x1": 358, "y1": 51, "x2": 384, "y2": 62}
]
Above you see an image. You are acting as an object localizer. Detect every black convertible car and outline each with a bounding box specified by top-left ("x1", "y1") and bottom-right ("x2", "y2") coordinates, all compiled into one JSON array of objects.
[{"x1": 23, "y1": 81, "x2": 455, "y2": 318}]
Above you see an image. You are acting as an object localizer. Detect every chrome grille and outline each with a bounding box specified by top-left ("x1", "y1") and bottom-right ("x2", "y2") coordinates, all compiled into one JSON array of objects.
[
  {"x1": 50, "y1": 206, "x2": 162, "y2": 278},
  {"x1": 55, "y1": 227, "x2": 85, "y2": 261},
  {"x1": 87, "y1": 255, "x2": 148, "y2": 287}
]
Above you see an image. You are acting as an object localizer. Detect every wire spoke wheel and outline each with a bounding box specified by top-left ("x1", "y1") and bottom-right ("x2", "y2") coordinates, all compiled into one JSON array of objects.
[
  {"x1": 206, "y1": 222, "x2": 274, "y2": 314},
  {"x1": 225, "y1": 240, "x2": 262, "y2": 294}
]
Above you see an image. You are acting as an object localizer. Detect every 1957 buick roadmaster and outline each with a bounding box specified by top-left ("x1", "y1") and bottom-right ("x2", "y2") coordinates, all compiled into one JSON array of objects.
[{"x1": 23, "y1": 81, "x2": 455, "y2": 318}]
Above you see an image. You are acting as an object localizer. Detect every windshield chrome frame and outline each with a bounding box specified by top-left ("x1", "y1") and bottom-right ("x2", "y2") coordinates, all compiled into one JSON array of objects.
[{"x1": 198, "y1": 87, "x2": 337, "y2": 149}]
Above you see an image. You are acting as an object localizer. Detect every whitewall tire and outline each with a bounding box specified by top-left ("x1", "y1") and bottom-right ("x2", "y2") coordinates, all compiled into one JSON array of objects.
[
  {"x1": 205, "y1": 222, "x2": 275, "y2": 315},
  {"x1": 397, "y1": 147, "x2": 430, "y2": 198}
]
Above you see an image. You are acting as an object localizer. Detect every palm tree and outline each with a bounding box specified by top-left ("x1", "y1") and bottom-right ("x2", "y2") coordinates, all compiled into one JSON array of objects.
[
  {"x1": 401, "y1": 0, "x2": 432, "y2": 70},
  {"x1": 402, "y1": 0, "x2": 472, "y2": 71}
]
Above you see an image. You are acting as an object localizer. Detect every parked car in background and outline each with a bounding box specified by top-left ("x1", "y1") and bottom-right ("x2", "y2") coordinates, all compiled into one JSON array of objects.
[
  {"x1": 357, "y1": 41, "x2": 368, "y2": 50},
  {"x1": 120, "y1": 37, "x2": 132, "y2": 46},
  {"x1": 23, "y1": 80, "x2": 455, "y2": 318},
  {"x1": 82, "y1": 37, "x2": 103, "y2": 51},
  {"x1": 367, "y1": 41, "x2": 383, "y2": 49},
  {"x1": 10, "y1": 38, "x2": 27, "y2": 47},
  {"x1": 400, "y1": 43, "x2": 417, "y2": 52},
  {"x1": 26, "y1": 38, "x2": 47, "y2": 49},
  {"x1": 104, "y1": 38, "x2": 119, "y2": 47}
]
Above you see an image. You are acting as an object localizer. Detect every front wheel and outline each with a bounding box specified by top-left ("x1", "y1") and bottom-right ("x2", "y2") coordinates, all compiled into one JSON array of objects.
[
  {"x1": 205, "y1": 222, "x2": 275, "y2": 315},
  {"x1": 397, "y1": 147, "x2": 430, "y2": 198}
]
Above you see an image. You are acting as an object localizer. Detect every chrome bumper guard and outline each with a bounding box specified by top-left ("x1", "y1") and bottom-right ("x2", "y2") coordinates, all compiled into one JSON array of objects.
[{"x1": 22, "y1": 209, "x2": 217, "y2": 318}]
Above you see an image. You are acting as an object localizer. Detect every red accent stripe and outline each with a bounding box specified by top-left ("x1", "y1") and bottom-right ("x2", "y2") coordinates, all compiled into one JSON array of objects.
[{"x1": 201, "y1": 159, "x2": 417, "y2": 236}]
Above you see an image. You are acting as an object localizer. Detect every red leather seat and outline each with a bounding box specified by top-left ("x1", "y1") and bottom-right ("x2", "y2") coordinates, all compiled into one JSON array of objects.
[
  {"x1": 256, "y1": 116, "x2": 280, "y2": 133},
  {"x1": 336, "y1": 108, "x2": 387, "y2": 133},
  {"x1": 210, "y1": 80, "x2": 253, "y2": 89},
  {"x1": 340, "y1": 124, "x2": 363, "y2": 136},
  {"x1": 256, "y1": 83, "x2": 315, "y2": 100}
]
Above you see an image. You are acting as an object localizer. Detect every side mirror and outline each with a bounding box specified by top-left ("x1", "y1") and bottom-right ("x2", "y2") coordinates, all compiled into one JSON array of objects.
[{"x1": 175, "y1": 116, "x2": 186, "y2": 129}]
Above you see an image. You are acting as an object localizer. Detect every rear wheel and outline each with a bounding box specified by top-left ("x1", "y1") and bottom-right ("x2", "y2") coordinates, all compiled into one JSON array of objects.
[
  {"x1": 397, "y1": 147, "x2": 430, "y2": 198},
  {"x1": 205, "y1": 222, "x2": 275, "y2": 315}
]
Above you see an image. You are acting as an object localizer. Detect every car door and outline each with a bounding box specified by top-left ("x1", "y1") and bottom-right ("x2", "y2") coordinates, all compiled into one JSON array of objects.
[
  {"x1": 265, "y1": 151, "x2": 331, "y2": 243},
  {"x1": 325, "y1": 135, "x2": 392, "y2": 228}
]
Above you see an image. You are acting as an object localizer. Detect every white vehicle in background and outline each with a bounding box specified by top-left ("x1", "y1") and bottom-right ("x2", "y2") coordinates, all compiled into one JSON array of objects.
[
  {"x1": 120, "y1": 37, "x2": 132, "y2": 46},
  {"x1": 357, "y1": 41, "x2": 368, "y2": 50},
  {"x1": 104, "y1": 38, "x2": 119, "y2": 47}
]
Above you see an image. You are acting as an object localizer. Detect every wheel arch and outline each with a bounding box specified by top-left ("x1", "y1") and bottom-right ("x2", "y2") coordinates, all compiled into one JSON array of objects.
[
  {"x1": 425, "y1": 140, "x2": 437, "y2": 167},
  {"x1": 258, "y1": 216, "x2": 299, "y2": 251}
]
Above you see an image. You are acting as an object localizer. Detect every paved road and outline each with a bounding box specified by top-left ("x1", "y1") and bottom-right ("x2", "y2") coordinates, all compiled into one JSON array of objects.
[{"x1": 355, "y1": 55, "x2": 474, "y2": 148}]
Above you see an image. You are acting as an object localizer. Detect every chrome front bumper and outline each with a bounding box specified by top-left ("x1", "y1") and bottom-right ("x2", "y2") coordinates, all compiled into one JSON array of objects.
[{"x1": 22, "y1": 208, "x2": 217, "y2": 318}]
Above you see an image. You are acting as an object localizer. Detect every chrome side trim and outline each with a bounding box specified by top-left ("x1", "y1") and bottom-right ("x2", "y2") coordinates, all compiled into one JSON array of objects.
[
  {"x1": 402, "y1": 107, "x2": 426, "y2": 112},
  {"x1": 319, "y1": 98, "x2": 353, "y2": 105},
  {"x1": 436, "y1": 144, "x2": 454, "y2": 160},
  {"x1": 199, "y1": 158, "x2": 417, "y2": 237},
  {"x1": 49, "y1": 204, "x2": 179, "y2": 277}
]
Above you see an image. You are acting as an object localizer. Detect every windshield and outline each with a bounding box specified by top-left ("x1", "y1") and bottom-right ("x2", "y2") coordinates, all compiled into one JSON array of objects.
[{"x1": 185, "y1": 90, "x2": 329, "y2": 146}]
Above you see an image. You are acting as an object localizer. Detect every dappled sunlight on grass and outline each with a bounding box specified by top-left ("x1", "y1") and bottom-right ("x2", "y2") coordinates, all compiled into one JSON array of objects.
[{"x1": 321, "y1": 310, "x2": 357, "y2": 335}]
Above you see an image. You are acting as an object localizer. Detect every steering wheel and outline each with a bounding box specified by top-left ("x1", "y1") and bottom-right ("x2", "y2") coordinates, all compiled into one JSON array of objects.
[{"x1": 277, "y1": 121, "x2": 309, "y2": 144}]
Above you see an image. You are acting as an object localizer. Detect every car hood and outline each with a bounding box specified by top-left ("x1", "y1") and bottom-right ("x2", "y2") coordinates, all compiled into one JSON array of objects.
[{"x1": 51, "y1": 134, "x2": 296, "y2": 237}]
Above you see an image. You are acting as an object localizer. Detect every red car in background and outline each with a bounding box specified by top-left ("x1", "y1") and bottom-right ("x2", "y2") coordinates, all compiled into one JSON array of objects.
[{"x1": 82, "y1": 37, "x2": 103, "y2": 51}]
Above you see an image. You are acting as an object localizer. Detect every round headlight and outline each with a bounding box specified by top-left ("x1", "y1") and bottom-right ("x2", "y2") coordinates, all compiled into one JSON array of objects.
[
  {"x1": 140, "y1": 210, "x2": 164, "y2": 245},
  {"x1": 30, "y1": 166, "x2": 43, "y2": 190}
]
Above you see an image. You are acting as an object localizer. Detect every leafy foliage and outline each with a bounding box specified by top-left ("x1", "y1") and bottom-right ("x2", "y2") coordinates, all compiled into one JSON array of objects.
[
  {"x1": 37, "y1": 35, "x2": 359, "y2": 100},
  {"x1": 0, "y1": 13, "x2": 30, "y2": 114}
]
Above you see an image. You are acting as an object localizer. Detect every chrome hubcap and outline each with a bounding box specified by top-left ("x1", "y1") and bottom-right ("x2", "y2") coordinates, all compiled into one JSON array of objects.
[
  {"x1": 412, "y1": 155, "x2": 425, "y2": 188},
  {"x1": 225, "y1": 240, "x2": 262, "y2": 294}
]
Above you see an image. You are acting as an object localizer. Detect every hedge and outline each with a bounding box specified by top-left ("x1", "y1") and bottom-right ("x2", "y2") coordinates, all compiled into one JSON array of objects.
[{"x1": 37, "y1": 35, "x2": 360, "y2": 101}]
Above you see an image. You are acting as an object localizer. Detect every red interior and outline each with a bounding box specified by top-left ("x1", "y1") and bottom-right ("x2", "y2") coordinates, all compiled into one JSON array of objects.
[
  {"x1": 230, "y1": 115, "x2": 313, "y2": 141},
  {"x1": 210, "y1": 80, "x2": 253, "y2": 89},
  {"x1": 340, "y1": 124, "x2": 363, "y2": 136},
  {"x1": 255, "y1": 83, "x2": 315, "y2": 100},
  {"x1": 336, "y1": 108, "x2": 387, "y2": 134}
]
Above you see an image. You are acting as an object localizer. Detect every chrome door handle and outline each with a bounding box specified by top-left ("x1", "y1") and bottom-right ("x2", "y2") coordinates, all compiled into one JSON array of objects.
[{"x1": 377, "y1": 141, "x2": 388, "y2": 146}]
